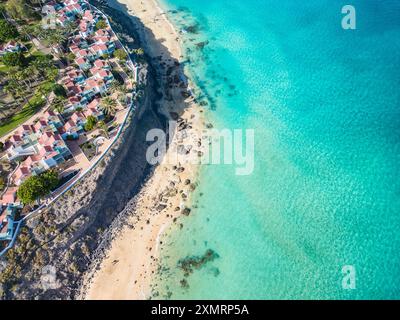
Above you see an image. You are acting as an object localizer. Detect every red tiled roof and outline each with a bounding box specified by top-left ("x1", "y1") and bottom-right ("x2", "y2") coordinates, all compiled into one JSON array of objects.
[
  {"x1": 44, "y1": 150, "x2": 59, "y2": 160},
  {"x1": 71, "y1": 112, "x2": 84, "y2": 123},
  {"x1": 39, "y1": 145, "x2": 54, "y2": 156},
  {"x1": 84, "y1": 78, "x2": 104, "y2": 91},
  {"x1": 68, "y1": 96, "x2": 81, "y2": 104},
  {"x1": 70, "y1": 36, "x2": 82, "y2": 46},
  {"x1": 97, "y1": 69, "x2": 110, "y2": 78},
  {"x1": 75, "y1": 57, "x2": 87, "y2": 65},
  {"x1": 1, "y1": 187, "x2": 18, "y2": 204},
  {"x1": 93, "y1": 59, "x2": 106, "y2": 68},
  {"x1": 87, "y1": 98, "x2": 100, "y2": 109},
  {"x1": 68, "y1": 85, "x2": 82, "y2": 95},
  {"x1": 84, "y1": 107, "x2": 97, "y2": 117},
  {"x1": 70, "y1": 45, "x2": 80, "y2": 54},
  {"x1": 10, "y1": 135, "x2": 22, "y2": 143},
  {"x1": 65, "y1": 80, "x2": 75, "y2": 88},
  {"x1": 13, "y1": 166, "x2": 30, "y2": 182},
  {"x1": 39, "y1": 132, "x2": 61, "y2": 146},
  {"x1": 0, "y1": 222, "x2": 8, "y2": 235},
  {"x1": 65, "y1": 0, "x2": 79, "y2": 5},
  {"x1": 20, "y1": 124, "x2": 34, "y2": 134},
  {"x1": 67, "y1": 69, "x2": 82, "y2": 78},
  {"x1": 95, "y1": 29, "x2": 109, "y2": 37},
  {"x1": 83, "y1": 10, "x2": 94, "y2": 21},
  {"x1": 34, "y1": 119, "x2": 48, "y2": 131},
  {"x1": 98, "y1": 44, "x2": 108, "y2": 51},
  {"x1": 79, "y1": 21, "x2": 89, "y2": 32},
  {"x1": 95, "y1": 36, "x2": 110, "y2": 44},
  {"x1": 77, "y1": 49, "x2": 89, "y2": 57},
  {"x1": 64, "y1": 119, "x2": 77, "y2": 131},
  {"x1": 22, "y1": 155, "x2": 41, "y2": 167},
  {"x1": 58, "y1": 127, "x2": 66, "y2": 135},
  {"x1": 90, "y1": 66, "x2": 101, "y2": 76},
  {"x1": 44, "y1": 110, "x2": 56, "y2": 118},
  {"x1": 65, "y1": 3, "x2": 82, "y2": 12}
]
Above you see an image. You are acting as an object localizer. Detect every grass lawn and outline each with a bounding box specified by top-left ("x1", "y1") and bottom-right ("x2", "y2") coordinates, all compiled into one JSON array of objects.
[
  {"x1": 0, "y1": 96, "x2": 45, "y2": 137},
  {"x1": 0, "y1": 78, "x2": 56, "y2": 138},
  {"x1": 31, "y1": 49, "x2": 46, "y2": 57},
  {"x1": 0, "y1": 64, "x2": 16, "y2": 73}
]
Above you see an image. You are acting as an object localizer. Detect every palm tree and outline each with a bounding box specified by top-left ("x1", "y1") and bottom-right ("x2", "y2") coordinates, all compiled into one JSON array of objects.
[
  {"x1": 133, "y1": 48, "x2": 144, "y2": 56},
  {"x1": 15, "y1": 85, "x2": 28, "y2": 105},
  {"x1": 14, "y1": 70, "x2": 30, "y2": 88},
  {"x1": 54, "y1": 103, "x2": 64, "y2": 115},
  {"x1": 26, "y1": 65, "x2": 38, "y2": 81},
  {"x1": 109, "y1": 81, "x2": 122, "y2": 95},
  {"x1": 97, "y1": 120, "x2": 109, "y2": 139},
  {"x1": 52, "y1": 96, "x2": 66, "y2": 115},
  {"x1": 31, "y1": 24, "x2": 44, "y2": 39},
  {"x1": 37, "y1": 83, "x2": 57, "y2": 106},
  {"x1": 21, "y1": 69, "x2": 34, "y2": 87},
  {"x1": 41, "y1": 29, "x2": 68, "y2": 56},
  {"x1": 43, "y1": 29, "x2": 67, "y2": 47},
  {"x1": 20, "y1": 25, "x2": 33, "y2": 41},
  {"x1": 30, "y1": 0, "x2": 43, "y2": 9},
  {"x1": 64, "y1": 21, "x2": 78, "y2": 36},
  {"x1": 31, "y1": 56, "x2": 53, "y2": 78},
  {"x1": 100, "y1": 97, "x2": 117, "y2": 116},
  {"x1": 4, "y1": 80, "x2": 18, "y2": 99},
  {"x1": 45, "y1": 67, "x2": 58, "y2": 81},
  {"x1": 0, "y1": 102, "x2": 8, "y2": 119}
]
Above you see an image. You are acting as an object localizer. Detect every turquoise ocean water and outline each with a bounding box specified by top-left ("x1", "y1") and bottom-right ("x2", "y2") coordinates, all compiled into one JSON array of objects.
[{"x1": 155, "y1": 0, "x2": 400, "y2": 299}]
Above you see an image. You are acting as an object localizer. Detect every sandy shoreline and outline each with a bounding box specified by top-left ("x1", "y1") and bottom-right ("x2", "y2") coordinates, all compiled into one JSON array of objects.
[{"x1": 83, "y1": 0, "x2": 205, "y2": 299}]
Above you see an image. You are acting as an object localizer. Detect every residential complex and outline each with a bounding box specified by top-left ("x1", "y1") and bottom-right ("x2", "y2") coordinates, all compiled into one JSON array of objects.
[{"x1": 0, "y1": 0, "x2": 135, "y2": 243}]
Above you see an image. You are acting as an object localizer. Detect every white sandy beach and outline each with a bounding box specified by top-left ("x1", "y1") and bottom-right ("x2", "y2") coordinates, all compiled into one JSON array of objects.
[{"x1": 83, "y1": 0, "x2": 206, "y2": 300}]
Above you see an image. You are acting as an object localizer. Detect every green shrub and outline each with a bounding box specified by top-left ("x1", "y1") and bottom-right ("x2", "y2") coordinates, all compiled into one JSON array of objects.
[
  {"x1": 52, "y1": 83, "x2": 67, "y2": 97},
  {"x1": 114, "y1": 48, "x2": 127, "y2": 61},
  {"x1": 27, "y1": 95, "x2": 45, "y2": 109},
  {"x1": 6, "y1": 0, "x2": 40, "y2": 21},
  {"x1": 0, "y1": 177, "x2": 5, "y2": 190},
  {"x1": 0, "y1": 19, "x2": 19, "y2": 42},
  {"x1": 1, "y1": 51, "x2": 25, "y2": 67},
  {"x1": 84, "y1": 115, "x2": 97, "y2": 132},
  {"x1": 17, "y1": 169, "x2": 59, "y2": 204},
  {"x1": 95, "y1": 19, "x2": 108, "y2": 30}
]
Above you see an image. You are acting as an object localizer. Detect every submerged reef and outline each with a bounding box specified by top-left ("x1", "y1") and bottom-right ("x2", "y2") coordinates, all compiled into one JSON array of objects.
[{"x1": 177, "y1": 249, "x2": 219, "y2": 277}]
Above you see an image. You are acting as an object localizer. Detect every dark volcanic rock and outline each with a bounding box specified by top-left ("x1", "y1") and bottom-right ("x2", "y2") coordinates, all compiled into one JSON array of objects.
[{"x1": 177, "y1": 249, "x2": 220, "y2": 277}]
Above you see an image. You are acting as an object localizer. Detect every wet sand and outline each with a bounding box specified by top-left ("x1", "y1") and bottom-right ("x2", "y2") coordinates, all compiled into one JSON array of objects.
[{"x1": 83, "y1": 0, "x2": 205, "y2": 300}]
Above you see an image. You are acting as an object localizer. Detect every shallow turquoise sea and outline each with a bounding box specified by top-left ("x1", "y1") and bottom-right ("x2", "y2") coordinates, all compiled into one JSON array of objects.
[{"x1": 156, "y1": 0, "x2": 400, "y2": 299}]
